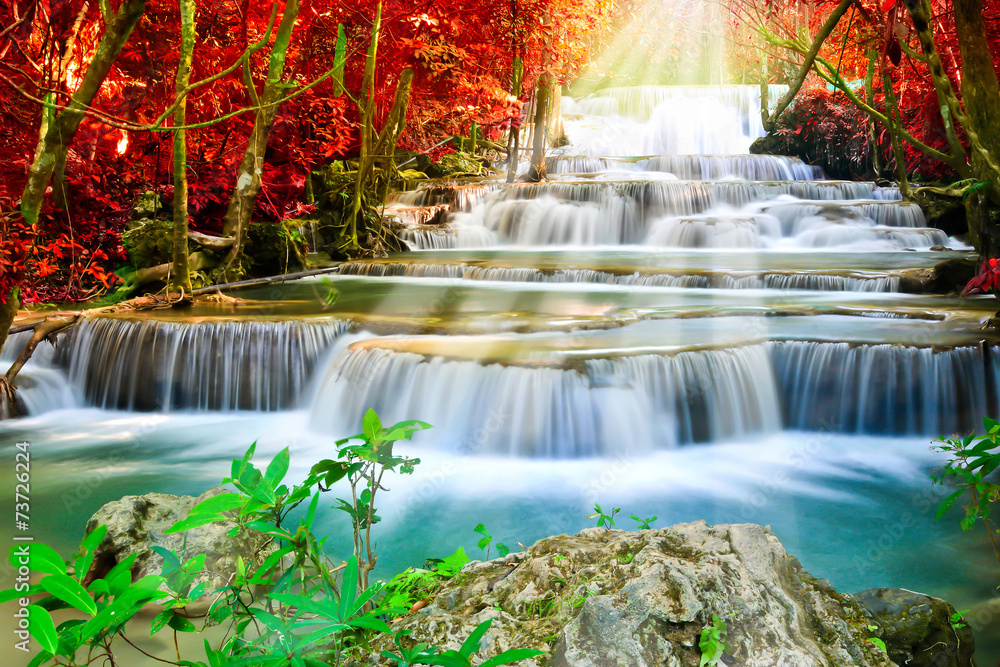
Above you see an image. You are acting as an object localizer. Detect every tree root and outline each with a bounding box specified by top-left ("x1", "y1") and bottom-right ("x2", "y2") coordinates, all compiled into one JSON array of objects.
[{"x1": 0, "y1": 378, "x2": 19, "y2": 420}]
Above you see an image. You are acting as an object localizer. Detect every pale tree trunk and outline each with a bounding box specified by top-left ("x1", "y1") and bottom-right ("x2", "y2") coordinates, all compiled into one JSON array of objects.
[
  {"x1": 864, "y1": 51, "x2": 885, "y2": 177},
  {"x1": 20, "y1": 0, "x2": 145, "y2": 227},
  {"x1": 527, "y1": 73, "x2": 553, "y2": 182},
  {"x1": 219, "y1": 0, "x2": 300, "y2": 280},
  {"x1": 506, "y1": 55, "x2": 524, "y2": 184},
  {"x1": 170, "y1": 0, "x2": 196, "y2": 294},
  {"x1": 0, "y1": 289, "x2": 20, "y2": 364},
  {"x1": 0, "y1": 289, "x2": 21, "y2": 419},
  {"x1": 881, "y1": 72, "x2": 910, "y2": 199}
]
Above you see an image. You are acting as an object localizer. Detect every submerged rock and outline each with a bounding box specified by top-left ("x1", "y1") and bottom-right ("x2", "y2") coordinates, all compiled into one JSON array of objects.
[
  {"x1": 84, "y1": 487, "x2": 273, "y2": 613},
  {"x1": 361, "y1": 521, "x2": 935, "y2": 666},
  {"x1": 853, "y1": 588, "x2": 975, "y2": 667}
]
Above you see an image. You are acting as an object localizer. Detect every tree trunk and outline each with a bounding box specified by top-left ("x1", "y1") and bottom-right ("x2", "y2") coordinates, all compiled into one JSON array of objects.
[
  {"x1": 506, "y1": 55, "x2": 524, "y2": 184},
  {"x1": 20, "y1": 0, "x2": 145, "y2": 227},
  {"x1": 0, "y1": 289, "x2": 21, "y2": 420},
  {"x1": 527, "y1": 74, "x2": 553, "y2": 182},
  {"x1": 762, "y1": 0, "x2": 855, "y2": 132},
  {"x1": 864, "y1": 50, "x2": 885, "y2": 178},
  {"x1": 953, "y1": 0, "x2": 1000, "y2": 170},
  {"x1": 219, "y1": 0, "x2": 300, "y2": 280},
  {"x1": 0, "y1": 288, "x2": 20, "y2": 363},
  {"x1": 882, "y1": 71, "x2": 910, "y2": 199},
  {"x1": 171, "y1": 0, "x2": 197, "y2": 294}
]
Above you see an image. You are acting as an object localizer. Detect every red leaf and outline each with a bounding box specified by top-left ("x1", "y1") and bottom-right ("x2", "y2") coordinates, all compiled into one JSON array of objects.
[{"x1": 881, "y1": 0, "x2": 896, "y2": 12}]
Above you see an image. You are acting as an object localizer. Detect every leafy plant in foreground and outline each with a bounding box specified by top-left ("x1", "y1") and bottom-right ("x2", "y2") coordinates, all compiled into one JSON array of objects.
[
  {"x1": 587, "y1": 503, "x2": 620, "y2": 529},
  {"x1": 932, "y1": 416, "x2": 1000, "y2": 565},
  {"x1": 630, "y1": 514, "x2": 657, "y2": 530},
  {"x1": 381, "y1": 548, "x2": 469, "y2": 617},
  {"x1": 311, "y1": 409, "x2": 431, "y2": 591},
  {"x1": 4, "y1": 410, "x2": 545, "y2": 667},
  {"x1": 698, "y1": 613, "x2": 730, "y2": 667},
  {"x1": 474, "y1": 523, "x2": 509, "y2": 560},
  {"x1": 383, "y1": 617, "x2": 542, "y2": 667}
]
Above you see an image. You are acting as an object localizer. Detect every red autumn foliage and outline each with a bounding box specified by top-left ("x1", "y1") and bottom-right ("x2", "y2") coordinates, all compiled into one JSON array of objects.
[
  {"x1": 963, "y1": 259, "x2": 1000, "y2": 296},
  {"x1": 0, "y1": 0, "x2": 613, "y2": 305}
]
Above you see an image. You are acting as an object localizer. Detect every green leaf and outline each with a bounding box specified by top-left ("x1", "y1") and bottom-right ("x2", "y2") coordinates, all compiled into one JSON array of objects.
[
  {"x1": 165, "y1": 514, "x2": 227, "y2": 535},
  {"x1": 474, "y1": 523, "x2": 489, "y2": 537},
  {"x1": 0, "y1": 584, "x2": 42, "y2": 603},
  {"x1": 363, "y1": 409, "x2": 383, "y2": 442},
  {"x1": 231, "y1": 442, "x2": 257, "y2": 483},
  {"x1": 76, "y1": 525, "x2": 108, "y2": 578},
  {"x1": 11, "y1": 543, "x2": 66, "y2": 575},
  {"x1": 26, "y1": 605, "x2": 59, "y2": 654},
  {"x1": 497, "y1": 543, "x2": 510, "y2": 558},
  {"x1": 168, "y1": 614, "x2": 197, "y2": 632},
  {"x1": 151, "y1": 609, "x2": 173, "y2": 636},
  {"x1": 459, "y1": 618, "x2": 493, "y2": 658},
  {"x1": 41, "y1": 573, "x2": 97, "y2": 615},
  {"x1": 265, "y1": 448, "x2": 290, "y2": 489},
  {"x1": 340, "y1": 556, "x2": 359, "y2": 621},
  {"x1": 480, "y1": 648, "x2": 547, "y2": 667},
  {"x1": 190, "y1": 493, "x2": 245, "y2": 516},
  {"x1": 347, "y1": 615, "x2": 393, "y2": 632},
  {"x1": 936, "y1": 490, "x2": 965, "y2": 520},
  {"x1": 333, "y1": 23, "x2": 347, "y2": 95}
]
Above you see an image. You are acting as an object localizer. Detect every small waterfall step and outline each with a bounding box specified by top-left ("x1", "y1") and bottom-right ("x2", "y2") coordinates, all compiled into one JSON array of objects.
[
  {"x1": 546, "y1": 155, "x2": 823, "y2": 180},
  {"x1": 307, "y1": 337, "x2": 999, "y2": 455},
  {"x1": 339, "y1": 260, "x2": 907, "y2": 292},
  {"x1": 61, "y1": 317, "x2": 351, "y2": 411}
]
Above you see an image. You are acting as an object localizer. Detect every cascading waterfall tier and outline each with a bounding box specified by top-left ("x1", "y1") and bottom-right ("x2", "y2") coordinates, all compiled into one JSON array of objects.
[
  {"x1": 771, "y1": 341, "x2": 997, "y2": 435},
  {"x1": 308, "y1": 343, "x2": 781, "y2": 456},
  {"x1": 413, "y1": 181, "x2": 946, "y2": 250},
  {"x1": 62, "y1": 317, "x2": 350, "y2": 411},
  {"x1": 337, "y1": 261, "x2": 903, "y2": 292},
  {"x1": 308, "y1": 339, "x2": 996, "y2": 456},
  {"x1": 1, "y1": 330, "x2": 75, "y2": 416},
  {"x1": 561, "y1": 85, "x2": 788, "y2": 155},
  {"x1": 546, "y1": 155, "x2": 823, "y2": 181}
]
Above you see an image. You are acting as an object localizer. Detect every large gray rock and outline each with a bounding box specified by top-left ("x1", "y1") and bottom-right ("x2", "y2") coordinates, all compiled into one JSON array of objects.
[
  {"x1": 853, "y1": 588, "x2": 975, "y2": 667},
  {"x1": 362, "y1": 522, "x2": 905, "y2": 667},
  {"x1": 84, "y1": 487, "x2": 272, "y2": 612}
]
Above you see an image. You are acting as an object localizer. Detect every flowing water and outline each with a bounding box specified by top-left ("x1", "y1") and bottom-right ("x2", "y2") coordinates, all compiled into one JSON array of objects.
[{"x1": 3, "y1": 84, "x2": 1000, "y2": 663}]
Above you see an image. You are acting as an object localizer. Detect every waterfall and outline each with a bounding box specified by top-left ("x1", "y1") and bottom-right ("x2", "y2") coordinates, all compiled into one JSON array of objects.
[
  {"x1": 1, "y1": 330, "x2": 76, "y2": 416},
  {"x1": 309, "y1": 343, "x2": 781, "y2": 456},
  {"x1": 771, "y1": 341, "x2": 997, "y2": 435},
  {"x1": 306, "y1": 339, "x2": 997, "y2": 457},
  {"x1": 338, "y1": 261, "x2": 903, "y2": 292},
  {"x1": 397, "y1": 180, "x2": 931, "y2": 250},
  {"x1": 562, "y1": 85, "x2": 788, "y2": 155},
  {"x1": 63, "y1": 317, "x2": 350, "y2": 411}
]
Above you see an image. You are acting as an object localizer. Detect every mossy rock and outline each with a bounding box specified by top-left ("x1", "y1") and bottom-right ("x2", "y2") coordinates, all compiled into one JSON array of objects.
[
  {"x1": 242, "y1": 222, "x2": 306, "y2": 278},
  {"x1": 427, "y1": 151, "x2": 483, "y2": 178},
  {"x1": 927, "y1": 257, "x2": 978, "y2": 294},
  {"x1": 130, "y1": 191, "x2": 165, "y2": 221},
  {"x1": 121, "y1": 218, "x2": 175, "y2": 269},
  {"x1": 853, "y1": 588, "x2": 974, "y2": 667}
]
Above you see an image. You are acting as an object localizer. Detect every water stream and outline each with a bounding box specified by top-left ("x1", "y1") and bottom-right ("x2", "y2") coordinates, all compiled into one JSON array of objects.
[{"x1": 3, "y1": 84, "x2": 999, "y2": 662}]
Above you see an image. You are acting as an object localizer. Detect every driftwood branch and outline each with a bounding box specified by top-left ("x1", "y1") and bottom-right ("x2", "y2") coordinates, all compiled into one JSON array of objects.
[{"x1": 5, "y1": 315, "x2": 79, "y2": 385}]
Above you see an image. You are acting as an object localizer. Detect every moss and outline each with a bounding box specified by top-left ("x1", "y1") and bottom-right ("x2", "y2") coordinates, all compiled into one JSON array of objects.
[
  {"x1": 121, "y1": 218, "x2": 175, "y2": 269},
  {"x1": 241, "y1": 222, "x2": 306, "y2": 278},
  {"x1": 426, "y1": 151, "x2": 484, "y2": 178}
]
